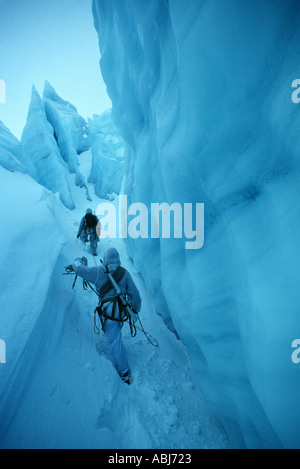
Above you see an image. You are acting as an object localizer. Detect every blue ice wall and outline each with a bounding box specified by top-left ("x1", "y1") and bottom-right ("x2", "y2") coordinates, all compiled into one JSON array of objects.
[
  {"x1": 93, "y1": 0, "x2": 300, "y2": 448},
  {"x1": 0, "y1": 121, "x2": 31, "y2": 174},
  {"x1": 21, "y1": 86, "x2": 75, "y2": 209},
  {"x1": 43, "y1": 81, "x2": 89, "y2": 188},
  {"x1": 88, "y1": 111, "x2": 124, "y2": 199}
]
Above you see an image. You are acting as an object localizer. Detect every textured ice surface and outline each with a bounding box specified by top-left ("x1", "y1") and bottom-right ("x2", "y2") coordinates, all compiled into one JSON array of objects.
[
  {"x1": 21, "y1": 86, "x2": 75, "y2": 209},
  {"x1": 88, "y1": 111, "x2": 124, "y2": 199},
  {"x1": 92, "y1": 0, "x2": 300, "y2": 448},
  {"x1": 0, "y1": 167, "x2": 66, "y2": 432},
  {"x1": 43, "y1": 81, "x2": 89, "y2": 189},
  {"x1": 0, "y1": 121, "x2": 30, "y2": 174}
]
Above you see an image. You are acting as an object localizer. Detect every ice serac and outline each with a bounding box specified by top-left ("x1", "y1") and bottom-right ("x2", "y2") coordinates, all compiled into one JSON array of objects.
[
  {"x1": 88, "y1": 111, "x2": 124, "y2": 199},
  {"x1": 21, "y1": 86, "x2": 75, "y2": 210},
  {"x1": 0, "y1": 121, "x2": 31, "y2": 174},
  {"x1": 43, "y1": 81, "x2": 89, "y2": 189},
  {"x1": 92, "y1": 0, "x2": 300, "y2": 448}
]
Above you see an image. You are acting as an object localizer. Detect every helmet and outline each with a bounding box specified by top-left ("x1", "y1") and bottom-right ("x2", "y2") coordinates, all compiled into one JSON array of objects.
[{"x1": 86, "y1": 208, "x2": 93, "y2": 215}]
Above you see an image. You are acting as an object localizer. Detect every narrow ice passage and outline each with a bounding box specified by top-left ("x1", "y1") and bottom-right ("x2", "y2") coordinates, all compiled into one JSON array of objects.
[{"x1": 0, "y1": 151, "x2": 228, "y2": 449}]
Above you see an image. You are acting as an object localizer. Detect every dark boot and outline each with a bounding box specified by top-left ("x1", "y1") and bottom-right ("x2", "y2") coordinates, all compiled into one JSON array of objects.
[{"x1": 119, "y1": 369, "x2": 132, "y2": 385}]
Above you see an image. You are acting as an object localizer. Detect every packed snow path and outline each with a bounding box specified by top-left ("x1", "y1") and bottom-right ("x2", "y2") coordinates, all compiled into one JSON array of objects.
[{"x1": 0, "y1": 151, "x2": 228, "y2": 449}]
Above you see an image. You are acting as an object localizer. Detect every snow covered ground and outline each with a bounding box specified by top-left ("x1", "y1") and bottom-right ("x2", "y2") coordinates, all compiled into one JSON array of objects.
[{"x1": 0, "y1": 151, "x2": 228, "y2": 449}]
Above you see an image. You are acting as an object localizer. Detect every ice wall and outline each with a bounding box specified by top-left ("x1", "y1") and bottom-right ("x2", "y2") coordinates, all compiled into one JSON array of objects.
[
  {"x1": 43, "y1": 81, "x2": 89, "y2": 188},
  {"x1": 93, "y1": 0, "x2": 300, "y2": 448},
  {"x1": 0, "y1": 164, "x2": 76, "y2": 445},
  {"x1": 21, "y1": 86, "x2": 75, "y2": 210},
  {"x1": 88, "y1": 111, "x2": 124, "y2": 199},
  {"x1": 0, "y1": 121, "x2": 31, "y2": 174}
]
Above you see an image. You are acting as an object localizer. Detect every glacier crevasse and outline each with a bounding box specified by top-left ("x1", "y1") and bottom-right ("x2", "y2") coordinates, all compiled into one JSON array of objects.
[{"x1": 92, "y1": 0, "x2": 300, "y2": 448}]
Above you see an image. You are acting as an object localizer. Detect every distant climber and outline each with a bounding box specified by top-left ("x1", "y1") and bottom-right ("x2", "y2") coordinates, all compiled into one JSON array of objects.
[
  {"x1": 72, "y1": 248, "x2": 141, "y2": 384},
  {"x1": 77, "y1": 208, "x2": 101, "y2": 256}
]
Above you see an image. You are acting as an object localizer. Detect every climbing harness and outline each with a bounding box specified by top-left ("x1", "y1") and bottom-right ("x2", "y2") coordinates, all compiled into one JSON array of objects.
[
  {"x1": 94, "y1": 265, "x2": 137, "y2": 338},
  {"x1": 63, "y1": 262, "x2": 158, "y2": 347}
]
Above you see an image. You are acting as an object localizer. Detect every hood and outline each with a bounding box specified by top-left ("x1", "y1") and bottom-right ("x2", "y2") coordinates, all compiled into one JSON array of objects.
[{"x1": 103, "y1": 248, "x2": 121, "y2": 273}]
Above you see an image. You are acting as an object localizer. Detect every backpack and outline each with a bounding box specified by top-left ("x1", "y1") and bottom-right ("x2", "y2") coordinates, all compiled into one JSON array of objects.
[{"x1": 85, "y1": 213, "x2": 98, "y2": 229}]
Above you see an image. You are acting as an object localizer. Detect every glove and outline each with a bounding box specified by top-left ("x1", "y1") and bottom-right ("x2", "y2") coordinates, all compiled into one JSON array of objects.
[
  {"x1": 65, "y1": 265, "x2": 74, "y2": 273},
  {"x1": 73, "y1": 257, "x2": 88, "y2": 268}
]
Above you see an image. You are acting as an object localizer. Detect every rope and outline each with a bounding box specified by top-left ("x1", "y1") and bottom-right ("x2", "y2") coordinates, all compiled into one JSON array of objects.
[
  {"x1": 136, "y1": 316, "x2": 159, "y2": 347},
  {"x1": 92, "y1": 255, "x2": 98, "y2": 267},
  {"x1": 94, "y1": 309, "x2": 102, "y2": 335}
]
